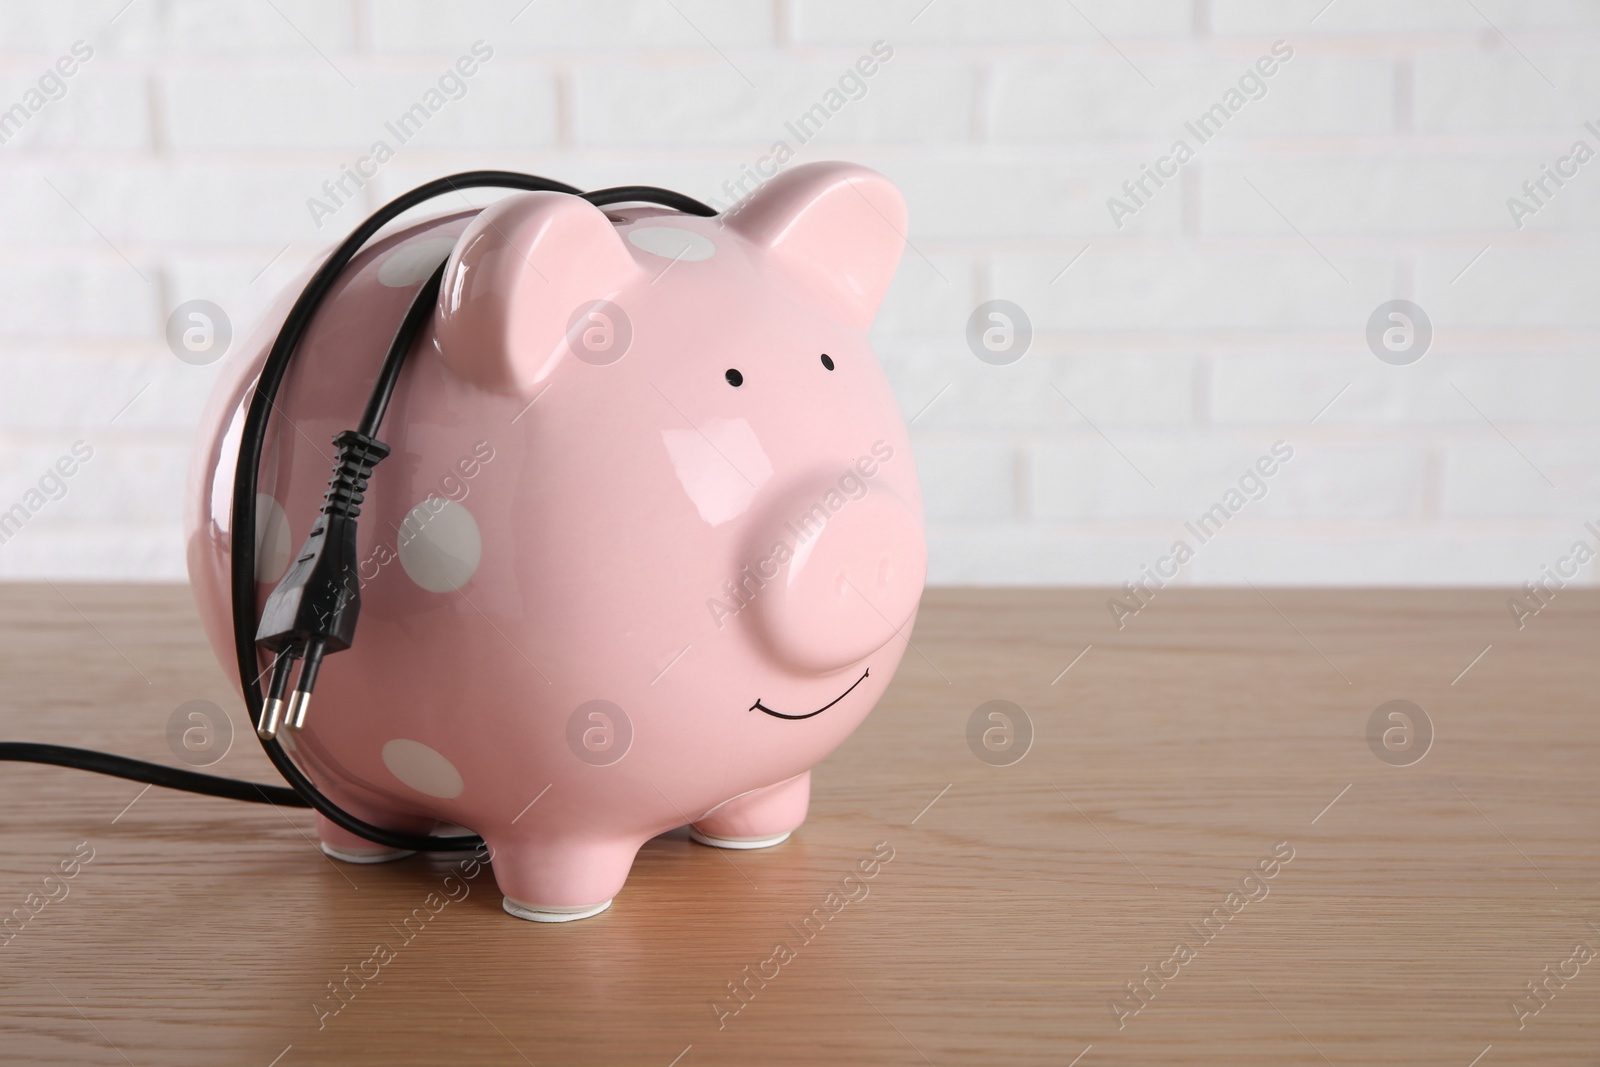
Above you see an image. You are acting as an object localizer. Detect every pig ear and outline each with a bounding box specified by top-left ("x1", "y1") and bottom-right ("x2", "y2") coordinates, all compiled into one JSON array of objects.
[
  {"x1": 434, "y1": 192, "x2": 639, "y2": 395},
  {"x1": 723, "y1": 161, "x2": 907, "y2": 330}
]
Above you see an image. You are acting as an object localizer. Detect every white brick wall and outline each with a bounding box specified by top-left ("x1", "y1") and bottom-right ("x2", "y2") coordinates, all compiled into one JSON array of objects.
[{"x1": 0, "y1": 0, "x2": 1596, "y2": 585}]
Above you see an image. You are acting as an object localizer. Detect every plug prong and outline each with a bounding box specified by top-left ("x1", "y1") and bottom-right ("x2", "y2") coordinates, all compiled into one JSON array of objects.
[
  {"x1": 285, "y1": 639, "x2": 326, "y2": 731},
  {"x1": 258, "y1": 650, "x2": 298, "y2": 740}
]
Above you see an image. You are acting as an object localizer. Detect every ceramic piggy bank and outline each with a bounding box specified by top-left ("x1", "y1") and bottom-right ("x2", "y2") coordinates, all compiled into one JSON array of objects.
[{"x1": 186, "y1": 162, "x2": 926, "y2": 921}]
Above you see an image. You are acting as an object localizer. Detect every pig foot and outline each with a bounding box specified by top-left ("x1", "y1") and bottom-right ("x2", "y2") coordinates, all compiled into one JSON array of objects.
[
  {"x1": 488, "y1": 835, "x2": 641, "y2": 923},
  {"x1": 503, "y1": 898, "x2": 612, "y2": 923},
  {"x1": 316, "y1": 808, "x2": 434, "y2": 865},
  {"x1": 690, "y1": 771, "x2": 810, "y2": 850}
]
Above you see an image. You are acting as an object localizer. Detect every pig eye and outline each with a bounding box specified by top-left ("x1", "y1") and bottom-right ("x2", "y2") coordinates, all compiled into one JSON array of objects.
[
  {"x1": 724, "y1": 368, "x2": 744, "y2": 387},
  {"x1": 820, "y1": 353, "x2": 835, "y2": 370}
]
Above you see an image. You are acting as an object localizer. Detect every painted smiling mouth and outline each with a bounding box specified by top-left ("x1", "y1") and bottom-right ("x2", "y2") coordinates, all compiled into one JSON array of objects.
[{"x1": 749, "y1": 668, "x2": 870, "y2": 721}]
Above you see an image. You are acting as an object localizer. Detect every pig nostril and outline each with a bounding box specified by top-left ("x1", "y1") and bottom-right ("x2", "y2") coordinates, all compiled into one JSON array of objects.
[{"x1": 820, "y1": 353, "x2": 834, "y2": 371}]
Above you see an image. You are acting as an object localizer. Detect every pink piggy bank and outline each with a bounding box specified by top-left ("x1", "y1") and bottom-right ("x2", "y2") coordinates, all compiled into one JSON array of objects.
[{"x1": 186, "y1": 162, "x2": 927, "y2": 921}]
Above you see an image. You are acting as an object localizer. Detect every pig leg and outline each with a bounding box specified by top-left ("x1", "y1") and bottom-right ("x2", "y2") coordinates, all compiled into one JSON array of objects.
[
  {"x1": 690, "y1": 771, "x2": 810, "y2": 849},
  {"x1": 486, "y1": 833, "x2": 643, "y2": 923},
  {"x1": 315, "y1": 803, "x2": 435, "y2": 865}
]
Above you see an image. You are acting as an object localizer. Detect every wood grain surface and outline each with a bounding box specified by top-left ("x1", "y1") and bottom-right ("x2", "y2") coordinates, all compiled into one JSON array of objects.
[{"x1": 0, "y1": 583, "x2": 1596, "y2": 1066}]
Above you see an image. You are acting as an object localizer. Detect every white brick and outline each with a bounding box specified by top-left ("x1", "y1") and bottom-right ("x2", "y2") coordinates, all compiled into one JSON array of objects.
[
  {"x1": 1416, "y1": 53, "x2": 1600, "y2": 135},
  {"x1": 0, "y1": 164, "x2": 352, "y2": 245},
  {"x1": 1183, "y1": 529, "x2": 1593, "y2": 585},
  {"x1": 1208, "y1": 352, "x2": 1360, "y2": 424},
  {"x1": 73, "y1": 439, "x2": 192, "y2": 524},
  {"x1": 371, "y1": 0, "x2": 774, "y2": 53},
  {"x1": 1441, "y1": 439, "x2": 1600, "y2": 518},
  {"x1": 1212, "y1": 0, "x2": 1600, "y2": 35},
  {"x1": 572, "y1": 59, "x2": 974, "y2": 147},
  {"x1": 0, "y1": 68, "x2": 149, "y2": 151},
  {"x1": 926, "y1": 527, "x2": 1178, "y2": 584},
  {"x1": 0, "y1": 437, "x2": 187, "y2": 525},
  {"x1": 0, "y1": 522, "x2": 185, "y2": 580},
  {"x1": 0, "y1": 3, "x2": 106, "y2": 52},
  {"x1": 792, "y1": 0, "x2": 1193, "y2": 46},
  {"x1": 882, "y1": 346, "x2": 1197, "y2": 432},
  {"x1": 1031, "y1": 437, "x2": 1423, "y2": 521},
  {"x1": 1247, "y1": 442, "x2": 1428, "y2": 520},
  {"x1": 1052, "y1": 352, "x2": 1199, "y2": 425},
  {"x1": 163, "y1": 64, "x2": 557, "y2": 151},
  {"x1": 912, "y1": 439, "x2": 1016, "y2": 520},
  {"x1": 990, "y1": 54, "x2": 1392, "y2": 143},
  {"x1": 0, "y1": 2, "x2": 1595, "y2": 588},
  {"x1": 0, "y1": 1, "x2": 354, "y2": 57},
  {"x1": 1210, "y1": 351, "x2": 1600, "y2": 425},
  {"x1": 0, "y1": 167, "x2": 108, "y2": 245},
  {"x1": 123, "y1": 0, "x2": 353, "y2": 56},
  {"x1": 1202, "y1": 155, "x2": 1581, "y2": 236},
  {"x1": 165, "y1": 251, "x2": 320, "y2": 354},
  {"x1": 995, "y1": 250, "x2": 1394, "y2": 332},
  {"x1": 0, "y1": 348, "x2": 216, "y2": 430},
  {"x1": 1031, "y1": 437, "x2": 1195, "y2": 521},
  {"x1": 873, "y1": 255, "x2": 977, "y2": 339},
  {"x1": 1417, "y1": 246, "x2": 1600, "y2": 328},
  {"x1": 392, "y1": 151, "x2": 1182, "y2": 241},
  {"x1": 9, "y1": 435, "x2": 185, "y2": 521},
  {"x1": 860, "y1": 151, "x2": 1184, "y2": 240},
  {"x1": 879, "y1": 347, "x2": 962, "y2": 428},
  {"x1": 0, "y1": 259, "x2": 153, "y2": 339}
]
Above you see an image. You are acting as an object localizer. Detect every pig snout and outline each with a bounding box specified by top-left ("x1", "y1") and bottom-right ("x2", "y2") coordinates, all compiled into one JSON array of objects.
[{"x1": 751, "y1": 486, "x2": 926, "y2": 673}]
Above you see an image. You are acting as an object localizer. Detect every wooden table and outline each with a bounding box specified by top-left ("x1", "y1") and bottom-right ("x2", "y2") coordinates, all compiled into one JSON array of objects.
[{"x1": 1, "y1": 584, "x2": 1596, "y2": 1065}]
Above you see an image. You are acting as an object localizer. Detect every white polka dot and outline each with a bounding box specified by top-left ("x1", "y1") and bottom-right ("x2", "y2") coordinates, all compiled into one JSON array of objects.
[
  {"x1": 628, "y1": 226, "x2": 716, "y2": 262},
  {"x1": 382, "y1": 739, "x2": 465, "y2": 799},
  {"x1": 254, "y1": 494, "x2": 292, "y2": 583},
  {"x1": 397, "y1": 497, "x2": 482, "y2": 592},
  {"x1": 378, "y1": 236, "x2": 458, "y2": 287}
]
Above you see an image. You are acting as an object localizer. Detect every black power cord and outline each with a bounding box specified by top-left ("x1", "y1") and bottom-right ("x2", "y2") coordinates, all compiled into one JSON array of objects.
[
  {"x1": 4, "y1": 172, "x2": 717, "y2": 852},
  {"x1": 0, "y1": 742, "x2": 306, "y2": 806}
]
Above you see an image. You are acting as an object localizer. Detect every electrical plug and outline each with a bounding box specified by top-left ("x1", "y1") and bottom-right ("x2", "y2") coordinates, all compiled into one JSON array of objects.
[{"x1": 254, "y1": 429, "x2": 390, "y2": 739}]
